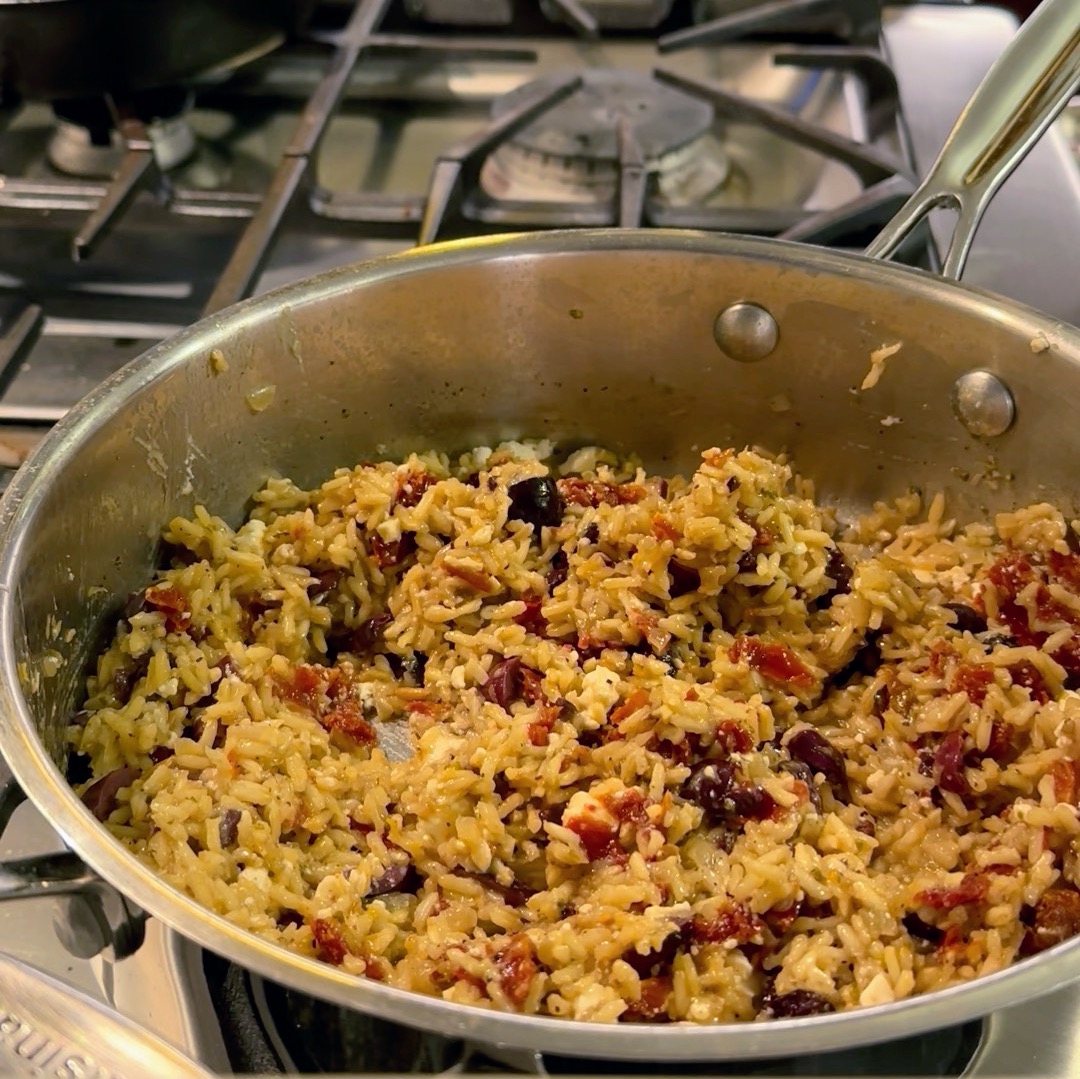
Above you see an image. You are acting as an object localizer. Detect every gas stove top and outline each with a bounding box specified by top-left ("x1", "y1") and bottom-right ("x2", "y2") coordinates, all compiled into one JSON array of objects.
[{"x1": 1, "y1": 1, "x2": 1080, "y2": 1076}]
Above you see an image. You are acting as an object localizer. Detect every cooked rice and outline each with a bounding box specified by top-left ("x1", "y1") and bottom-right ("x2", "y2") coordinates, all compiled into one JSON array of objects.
[{"x1": 69, "y1": 443, "x2": 1080, "y2": 1023}]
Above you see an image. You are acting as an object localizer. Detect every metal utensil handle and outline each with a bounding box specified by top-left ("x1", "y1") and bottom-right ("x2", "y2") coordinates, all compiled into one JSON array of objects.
[
  {"x1": 866, "y1": 0, "x2": 1080, "y2": 278},
  {"x1": 0, "y1": 952, "x2": 214, "y2": 1079}
]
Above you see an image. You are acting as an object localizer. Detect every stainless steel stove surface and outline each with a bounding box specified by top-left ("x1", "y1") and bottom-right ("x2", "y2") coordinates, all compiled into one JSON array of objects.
[{"x1": 1, "y1": 1, "x2": 1080, "y2": 1076}]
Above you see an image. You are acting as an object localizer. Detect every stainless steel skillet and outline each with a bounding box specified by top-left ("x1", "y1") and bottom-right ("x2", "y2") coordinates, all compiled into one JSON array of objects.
[{"x1": 0, "y1": 0, "x2": 1076, "y2": 1063}]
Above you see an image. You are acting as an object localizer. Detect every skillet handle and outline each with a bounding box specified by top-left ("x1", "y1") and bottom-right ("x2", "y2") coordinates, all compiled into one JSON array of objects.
[{"x1": 865, "y1": 0, "x2": 1080, "y2": 278}]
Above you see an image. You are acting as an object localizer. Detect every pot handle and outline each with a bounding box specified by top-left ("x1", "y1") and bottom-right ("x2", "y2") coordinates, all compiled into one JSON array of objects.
[
  {"x1": 865, "y1": 0, "x2": 1080, "y2": 278},
  {"x1": 0, "y1": 952, "x2": 214, "y2": 1079}
]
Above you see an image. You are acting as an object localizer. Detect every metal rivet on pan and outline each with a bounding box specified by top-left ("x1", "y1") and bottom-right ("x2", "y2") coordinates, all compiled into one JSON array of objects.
[
  {"x1": 714, "y1": 302, "x2": 779, "y2": 362},
  {"x1": 951, "y1": 370, "x2": 1015, "y2": 438}
]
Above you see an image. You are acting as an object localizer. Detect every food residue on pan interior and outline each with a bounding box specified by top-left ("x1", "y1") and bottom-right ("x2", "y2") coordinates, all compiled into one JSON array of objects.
[
  {"x1": 245, "y1": 384, "x2": 277, "y2": 413},
  {"x1": 860, "y1": 342, "x2": 903, "y2": 391},
  {"x1": 69, "y1": 442, "x2": 1080, "y2": 1024}
]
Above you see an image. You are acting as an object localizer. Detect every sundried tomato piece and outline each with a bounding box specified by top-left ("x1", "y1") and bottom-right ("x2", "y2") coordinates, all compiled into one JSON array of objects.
[
  {"x1": 651, "y1": 515, "x2": 680, "y2": 543},
  {"x1": 729, "y1": 636, "x2": 814, "y2": 689},
  {"x1": 526, "y1": 702, "x2": 559, "y2": 747},
  {"x1": 497, "y1": 934, "x2": 539, "y2": 1008},
  {"x1": 981, "y1": 721, "x2": 1015, "y2": 763},
  {"x1": 763, "y1": 904, "x2": 801, "y2": 936},
  {"x1": 915, "y1": 866, "x2": 1013, "y2": 910},
  {"x1": 311, "y1": 918, "x2": 349, "y2": 965},
  {"x1": 603, "y1": 788, "x2": 648, "y2": 826},
  {"x1": 276, "y1": 664, "x2": 326, "y2": 713},
  {"x1": 950, "y1": 662, "x2": 994, "y2": 705},
  {"x1": 144, "y1": 584, "x2": 191, "y2": 633},
  {"x1": 1051, "y1": 759, "x2": 1078, "y2": 804},
  {"x1": 394, "y1": 469, "x2": 437, "y2": 509},
  {"x1": 608, "y1": 688, "x2": 649, "y2": 726},
  {"x1": 714, "y1": 719, "x2": 752, "y2": 754},
  {"x1": 445, "y1": 562, "x2": 498, "y2": 593},
  {"x1": 369, "y1": 532, "x2": 416, "y2": 569},
  {"x1": 1025, "y1": 888, "x2": 1080, "y2": 953},
  {"x1": 321, "y1": 698, "x2": 376, "y2": 746},
  {"x1": 557, "y1": 477, "x2": 646, "y2": 508},
  {"x1": 688, "y1": 905, "x2": 763, "y2": 945},
  {"x1": 621, "y1": 976, "x2": 673, "y2": 1023},
  {"x1": 1008, "y1": 661, "x2": 1050, "y2": 703},
  {"x1": 934, "y1": 730, "x2": 971, "y2": 797},
  {"x1": 513, "y1": 593, "x2": 547, "y2": 635},
  {"x1": 1048, "y1": 550, "x2": 1080, "y2": 592},
  {"x1": 565, "y1": 811, "x2": 621, "y2": 862}
]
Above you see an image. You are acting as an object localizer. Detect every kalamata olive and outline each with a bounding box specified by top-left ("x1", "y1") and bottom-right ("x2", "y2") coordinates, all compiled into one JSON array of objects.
[
  {"x1": 65, "y1": 751, "x2": 93, "y2": 785},
  {"x1": 726, "y1": 785, "x2": 777, "y2": 821},
  {"x1": 621, "y1": 926, "x2": 688, "y2": 978},
  {"x1": 682, "y1": 760, "x2": 736, "y2": 820},
  {"x1": 824, "y1": 546, "x2": 853, "y2": 596},
  {"x1": 461, "y1": 871, "x2": 536, "y2": 908},
  {"x1": 902, "y1": 912, "x2": 944, "y2": 945},
  {"x1": 351, "y1": 612, "x2": 393, "y2": 653},
  {"x1": 668, "y1": 561, "x2": 701, "y2": 599},
  {"x1": 112, "y1": 654, "x2": 150, "y2": 706},
  {"x1": 778, "y1": 760, "x2": 822, "y2": 812},
  {"x1": 830, "y1": 632, "x2": 883, "y2": 688},
  {"x1": 387, "y1": 650, "x2": 427, "y2": 687},
  {"x1": 81, "y1": 765, "x2": 139, "y2": 821},
  {"x1": 508, "y1": 477, "x2": 563, "y2": 531},
  {"x1": 219, "y1": 808, "x2": 241, "y2": 847},
  {"x1": 482, "y1": 657, "x2": 524, "y2": 710},
  {"x1": 368, "y1": 861, "x2": 422, "y2": 897},
  {"x1": 760, "y1": 989, "x2": 835, "y2": 1018},
  {"x1": 546, "y1": 550, "x2": 569, "y2": 590},
  {"x1": 944, "y1": 602, "x2": 988, "y2": 636},
  {"x1": 787, "y1": 729, "x2": 850, "y2": 800}
]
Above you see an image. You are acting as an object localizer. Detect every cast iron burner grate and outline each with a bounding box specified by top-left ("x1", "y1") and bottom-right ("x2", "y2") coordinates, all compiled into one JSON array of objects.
[{"x1": 204, "y1": 951, "x2": 984, "y2": 1077}]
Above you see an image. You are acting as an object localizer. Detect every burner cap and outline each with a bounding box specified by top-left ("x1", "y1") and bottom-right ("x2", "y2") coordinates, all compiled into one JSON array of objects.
[
  {"x1": 47, "y1": 91, "x2": 197, "y2": 178},
  {"x1": 495, "y1": 70, "x2": 713, "y2": 165}
]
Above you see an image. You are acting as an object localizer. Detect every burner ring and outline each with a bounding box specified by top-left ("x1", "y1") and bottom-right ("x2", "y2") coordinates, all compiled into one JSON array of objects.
[{"x1": 493, "y1": 70, "x2": 714, "y2": 165}]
